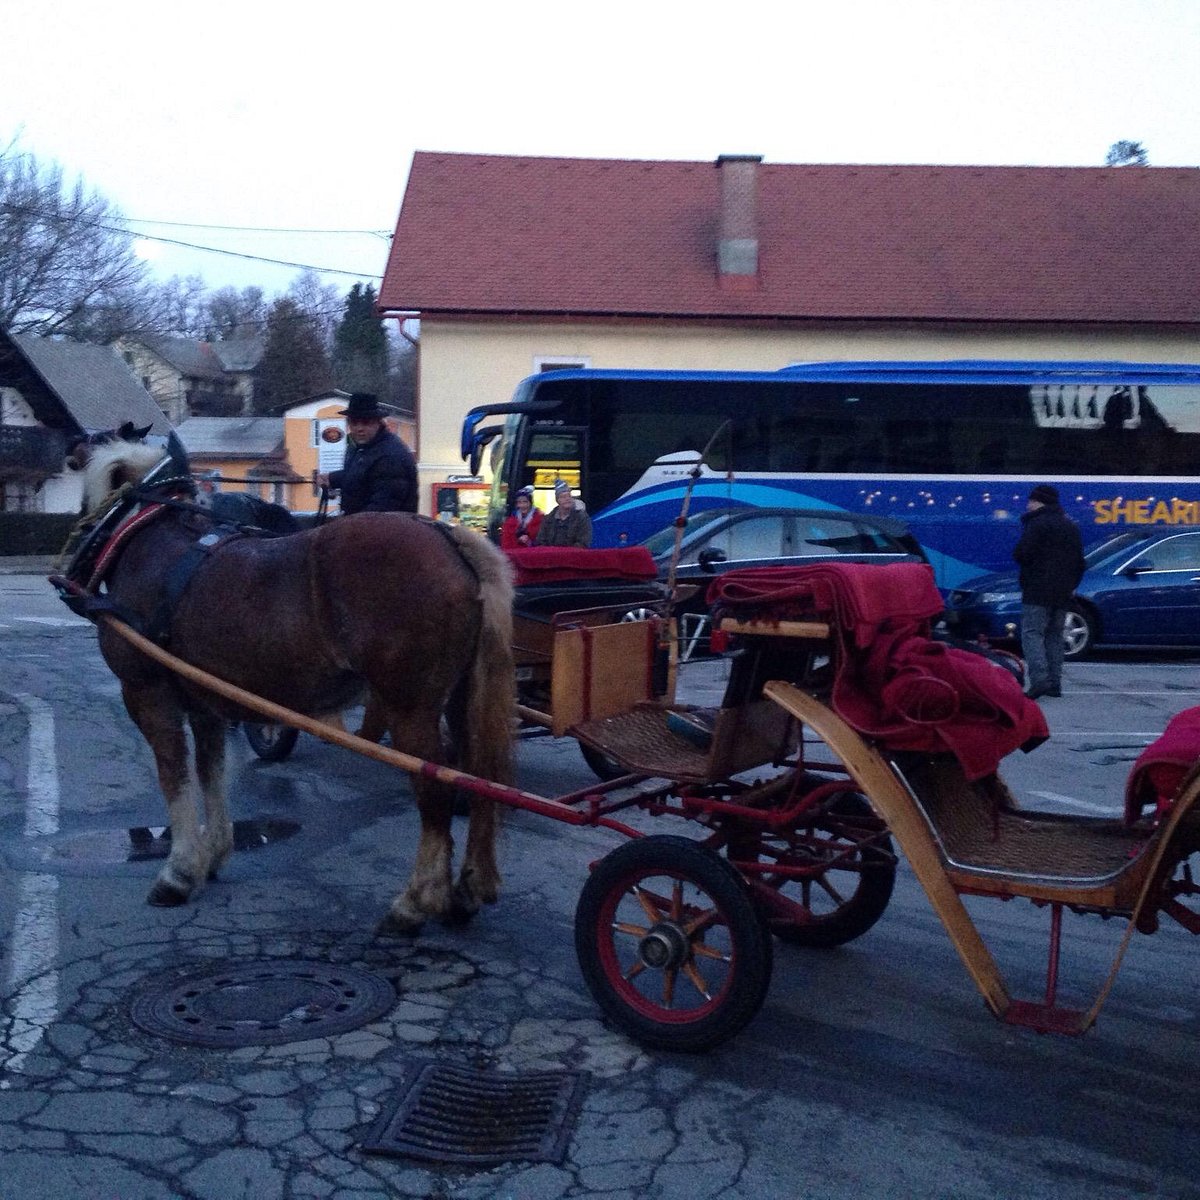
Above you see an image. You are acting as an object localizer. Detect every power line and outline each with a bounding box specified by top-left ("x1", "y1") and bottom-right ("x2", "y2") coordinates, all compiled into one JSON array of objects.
[
  {"x1": 121, "y1": 216, "x2": 392, "y2": 237},
  {"x1": 1, "y1": 198, "x2": 385, "y2": 278},
  {"x1": 115, "y1": 226, "x2": 385, "y2": 279}
]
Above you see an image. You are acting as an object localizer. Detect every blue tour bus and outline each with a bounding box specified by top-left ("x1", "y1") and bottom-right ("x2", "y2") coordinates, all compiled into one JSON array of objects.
[{"x1": 461, "y1": 361, "x2": 1200, "y2": 590}]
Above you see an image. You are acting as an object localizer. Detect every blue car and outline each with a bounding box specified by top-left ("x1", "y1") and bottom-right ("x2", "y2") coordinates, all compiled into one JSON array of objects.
[{"x1": 943, "y1": 528, "x2": 1200, "y2": 660}]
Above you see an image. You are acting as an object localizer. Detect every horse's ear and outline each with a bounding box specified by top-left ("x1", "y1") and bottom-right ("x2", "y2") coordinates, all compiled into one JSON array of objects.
[
  {"x1": 131, "y1": 423, "x2": 152, "y2": 440},
  {"x1": 166, "y1": 430, "x2": 191, "y2": 473},
  {"x1": 116, "y1": 421, "x2": 135, "y2": 439}
]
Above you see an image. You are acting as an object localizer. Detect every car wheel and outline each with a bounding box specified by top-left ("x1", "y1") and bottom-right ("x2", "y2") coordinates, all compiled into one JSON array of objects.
[{"x1": 1062, "y1": 604, "x2": 1096, "y2": 660}]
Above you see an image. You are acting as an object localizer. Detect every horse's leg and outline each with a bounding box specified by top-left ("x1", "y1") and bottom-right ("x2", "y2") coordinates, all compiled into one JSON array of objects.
[
  {"x1": 355, "y1": 692, "x2": 387, "y2": 744},
  {"x1": 189, "y1": 708, "x2": 233, "y2": 880},
  {"x1": 377, "y1": 710, "x2": 455, "y2": 937},
  {"x1": 121, "y1": 682, "x2": 205, "y2": 906},
  {"x1": 444, "y1": 680, "x2": 502, "y2": 918}
]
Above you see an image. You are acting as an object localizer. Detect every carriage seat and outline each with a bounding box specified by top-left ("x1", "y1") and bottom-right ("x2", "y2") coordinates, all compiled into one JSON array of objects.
[
  {"x1": 506, "y1": 546, "x2": 657, "y2": 587},
  {"x1": 898, "y1": 754, "x2": 1164, "y2": 910}
]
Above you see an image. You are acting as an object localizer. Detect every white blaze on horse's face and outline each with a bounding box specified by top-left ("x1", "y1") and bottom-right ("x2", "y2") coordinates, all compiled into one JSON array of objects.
[{"x1": 82, "y1": 443, "x2": 164, "y2": 512}]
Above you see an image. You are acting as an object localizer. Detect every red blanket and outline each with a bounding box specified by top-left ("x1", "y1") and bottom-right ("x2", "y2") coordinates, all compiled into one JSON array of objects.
[
  {"x1": 506, "y1": 546, "x2": 658, "y2": 587},
  {"x1": 711, "y1": 562, "x2": 1048, "y2": 781},
  {"x1": 1124, "y1": 706, "x2": 1200, "y2": 824}
]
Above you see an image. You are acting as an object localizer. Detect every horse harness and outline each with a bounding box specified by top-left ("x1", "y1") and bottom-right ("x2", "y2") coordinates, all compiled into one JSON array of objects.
[{"x1": 55, "y1": 480, "x2": 257, "y2": 645}]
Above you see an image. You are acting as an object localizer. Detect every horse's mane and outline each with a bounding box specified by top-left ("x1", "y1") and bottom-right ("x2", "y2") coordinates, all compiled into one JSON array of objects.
[{"x1": 82, "y1": 442, "x2": 165, "y2": 512}]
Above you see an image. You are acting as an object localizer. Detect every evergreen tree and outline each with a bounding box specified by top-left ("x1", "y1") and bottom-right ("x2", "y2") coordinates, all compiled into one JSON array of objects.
[
  {"x1": 253, "y1": 297, "x2": 334, "y2": 414},
  {"x1": 333, "y1": 283, "x2": 390, "y2": 397}
]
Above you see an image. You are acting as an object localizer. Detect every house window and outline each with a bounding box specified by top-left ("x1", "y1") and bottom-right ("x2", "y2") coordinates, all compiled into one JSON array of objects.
[{"x1": 534, "y1": 356, "x2": 590, "y2": 373}]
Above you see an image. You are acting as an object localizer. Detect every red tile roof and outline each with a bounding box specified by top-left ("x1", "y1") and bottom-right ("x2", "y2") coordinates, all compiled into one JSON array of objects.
[{"x1": 378, "y1": 152, "x2": 1200, "y2": 325}]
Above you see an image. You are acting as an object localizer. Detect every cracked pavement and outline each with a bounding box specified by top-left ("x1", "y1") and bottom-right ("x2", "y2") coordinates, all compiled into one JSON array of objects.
[{"x1": 2, "y1": 572, "x2": 1200, "y2": 1199}]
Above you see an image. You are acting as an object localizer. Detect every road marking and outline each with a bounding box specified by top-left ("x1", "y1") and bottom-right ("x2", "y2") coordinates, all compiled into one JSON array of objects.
[
  {"x1": 1027, "y1": 790, "x2": 1118, "y2": 815},
  {"x1": 1045, "y1": 733, "x2": 1157, "y2": 740},
  {"x1": 1, "y1": 695, "x2": 61, "y2": 1083},
  {"x1": 13, "y1": 616, "x2": 89, "y2": 628}
]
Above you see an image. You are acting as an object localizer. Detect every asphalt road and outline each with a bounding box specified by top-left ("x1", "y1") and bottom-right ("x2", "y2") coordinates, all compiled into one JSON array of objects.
[{"x1": 2, "y1": 571, "x2": 1200, "y2": 1200}]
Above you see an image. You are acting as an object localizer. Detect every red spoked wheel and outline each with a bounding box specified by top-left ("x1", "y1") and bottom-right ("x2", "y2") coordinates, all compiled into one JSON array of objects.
[
  {"x1": 574, "y1": 835, "x2": 773, "y2": 1053},
  {"x1": 744, "y1": 791, "x2": 896, "y2": 948}
]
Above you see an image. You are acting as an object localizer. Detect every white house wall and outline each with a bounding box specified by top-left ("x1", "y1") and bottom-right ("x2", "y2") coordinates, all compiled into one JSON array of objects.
[{"x1": 414, "y1": 319, "x2": 1200, "y2": 514}]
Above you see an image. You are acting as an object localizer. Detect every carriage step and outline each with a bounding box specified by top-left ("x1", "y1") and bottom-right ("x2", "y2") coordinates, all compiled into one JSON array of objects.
[{"x1": 1001, "y1": 999, "x2": 1089, "y2": 1036}]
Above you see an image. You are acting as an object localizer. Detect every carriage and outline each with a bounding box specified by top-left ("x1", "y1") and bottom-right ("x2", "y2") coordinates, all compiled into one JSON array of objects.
[{"x1": 52, "y1": 440, "x2": 1200, "y2": 1053}]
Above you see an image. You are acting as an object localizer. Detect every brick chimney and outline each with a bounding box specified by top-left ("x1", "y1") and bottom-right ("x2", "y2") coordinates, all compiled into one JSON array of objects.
[{"x1": 716, "y1": 154, "x2": 762, "y2": 290}]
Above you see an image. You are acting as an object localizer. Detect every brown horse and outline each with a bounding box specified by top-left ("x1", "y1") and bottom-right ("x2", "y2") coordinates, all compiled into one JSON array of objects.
[{"x1": 75, "y1": 442, "x2": 514, "y2": 933}]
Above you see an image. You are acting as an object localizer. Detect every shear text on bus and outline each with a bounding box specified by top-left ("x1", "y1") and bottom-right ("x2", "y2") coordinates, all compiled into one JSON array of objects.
[{"x1": 1092, "y1": 499, "x2": 1200, "y2": 525}]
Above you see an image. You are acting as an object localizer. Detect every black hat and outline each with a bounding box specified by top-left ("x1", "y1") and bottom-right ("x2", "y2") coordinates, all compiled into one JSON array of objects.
[
  {"x1": 339, "y1": 392, "x2": 388, "y2": 419},
  {"x1": 1029, "y1": 484, "x2": 1059, "y2": 505}
]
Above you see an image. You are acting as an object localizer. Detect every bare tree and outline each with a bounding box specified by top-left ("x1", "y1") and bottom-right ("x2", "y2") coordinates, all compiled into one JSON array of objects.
[
  {"x1": 0, "y1": 144, "x2": 148, "y2": 335},
  {"x1": 206, "y1": 285, "x2": 267, "y2": 340},
  {"x1": 1105, "y1": 140, "x2": 1149, "y2": 166},
  {"x1": 286, "y1": 269, "x2": 341, "y2": 351},
  {"x1": 139, "y1": 274, "x2": 211, "y2": 339}
]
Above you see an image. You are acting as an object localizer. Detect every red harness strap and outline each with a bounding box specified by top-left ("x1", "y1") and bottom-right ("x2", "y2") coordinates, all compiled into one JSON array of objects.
[{"x1": 87, "y1": 503, "x2": 167, "y2": 592}]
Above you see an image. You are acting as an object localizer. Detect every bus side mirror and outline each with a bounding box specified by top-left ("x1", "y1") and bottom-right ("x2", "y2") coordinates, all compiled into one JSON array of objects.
[
  {"x1": 698, "y1": 548, "x2": 727, "y2": 573},
  {"x1": 467, "y1": 425, "x2": 504, "y2": 475}
]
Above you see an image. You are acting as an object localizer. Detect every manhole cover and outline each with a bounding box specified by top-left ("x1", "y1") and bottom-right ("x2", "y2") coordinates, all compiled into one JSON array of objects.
[
  {"x1": 130, "y1": 961, "x2": 396, "y2": 1047},
  {"x1": 363, "y1": 1062, "x2": 587, "y2": 1166}
]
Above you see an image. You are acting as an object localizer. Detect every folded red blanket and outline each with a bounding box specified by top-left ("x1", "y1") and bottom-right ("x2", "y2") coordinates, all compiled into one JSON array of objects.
[
  {"x1": 506, "y1": 546, "x2": 658, "y2": 587},
  {"x1": 710, "y1": 561, "x2": 943, "y2": 646},
  {"x1": 711, "y1": 562, "x2": 1046, "y2": 780},
  {"x1": 1124, "y1": 706, "x2": 1200, "y2": 824}
]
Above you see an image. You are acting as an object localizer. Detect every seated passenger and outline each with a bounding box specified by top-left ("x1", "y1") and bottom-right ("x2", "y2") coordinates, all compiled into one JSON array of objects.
[{"x1": 535, "y1": 480, "x2": 592, "y2": 548}]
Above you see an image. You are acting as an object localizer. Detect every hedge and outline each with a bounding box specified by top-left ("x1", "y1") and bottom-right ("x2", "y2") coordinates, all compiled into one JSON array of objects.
[{"x1": 0, "y1": 512, "x2": 80, "y2": 556}]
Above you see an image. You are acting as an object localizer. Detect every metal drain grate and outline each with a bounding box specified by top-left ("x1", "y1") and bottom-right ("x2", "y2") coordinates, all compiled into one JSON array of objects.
[
  {"x1": 363, "y1": 1062, "x2": 588, "y2": 1166},
  {"x1": 130, "y1": 960, "x2": 396, "y2": 1047}
]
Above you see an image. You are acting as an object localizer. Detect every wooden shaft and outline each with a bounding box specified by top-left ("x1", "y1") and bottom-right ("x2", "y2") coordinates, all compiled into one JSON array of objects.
[{"x1": 97, "y1": 612, "x2": 556, "y2": 811}]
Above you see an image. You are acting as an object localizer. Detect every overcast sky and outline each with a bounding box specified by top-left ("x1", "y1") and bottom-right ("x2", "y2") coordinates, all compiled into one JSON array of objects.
[{"x1": 3, "y1": 0, "x2": 1198, "y2": 298}]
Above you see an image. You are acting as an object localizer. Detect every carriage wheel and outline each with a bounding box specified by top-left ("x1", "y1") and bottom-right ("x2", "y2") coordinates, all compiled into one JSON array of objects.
[
  {"x1": 579, "y1": 742, "x2": 629, "y2": 782},
  {"x1": 748, "y1": 791, "x2": 896, "y2": 948},
  {"x1": 244, "y1": 722, "x2": 299, "y2": 762},
  {"x1": 574, "y1": 835, "x2": 773, "y2": 1052}
]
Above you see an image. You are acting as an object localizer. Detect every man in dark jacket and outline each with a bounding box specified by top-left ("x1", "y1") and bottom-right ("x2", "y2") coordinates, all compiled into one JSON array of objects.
[
  {"x1": 318, "y1": 393, "x2": 418, "y2": 515},
  {"x1": 1013, "y1": 483, "x2": 1086, "y2": 700}
]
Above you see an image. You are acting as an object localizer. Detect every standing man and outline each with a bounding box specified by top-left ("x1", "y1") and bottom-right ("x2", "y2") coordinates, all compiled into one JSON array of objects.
[
  {"x1": 1013, "y1": 483, "x2": 1085, "y2": 700},
  {"x1": 535, "y1": 479, "x2": 592, "y2": 547},
  {"x1": 317, "y1": 393, "x2": 418, "y2": 515}
]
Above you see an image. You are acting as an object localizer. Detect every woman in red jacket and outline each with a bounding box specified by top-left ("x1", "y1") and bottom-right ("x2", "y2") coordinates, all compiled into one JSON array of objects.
[{"x1": 500, "y1": 485, "x2": 543, "y2": 549}]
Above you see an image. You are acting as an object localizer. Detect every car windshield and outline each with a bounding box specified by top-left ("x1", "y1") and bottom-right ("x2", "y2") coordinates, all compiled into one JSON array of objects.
[{"x1": 642, "y1": 509, "x2": 728, "y2": 556}]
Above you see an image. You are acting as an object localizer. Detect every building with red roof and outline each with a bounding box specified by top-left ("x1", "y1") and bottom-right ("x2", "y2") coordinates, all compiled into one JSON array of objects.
[{"x1": 378, "y1": 151, "x2": 1200, "y2": 512}]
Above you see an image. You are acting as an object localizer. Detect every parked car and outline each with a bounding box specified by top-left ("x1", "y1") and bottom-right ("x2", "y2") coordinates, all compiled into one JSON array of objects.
[
  {"x1": 943, "y1": 528, "x2": 1200, "y2": 660},
  {"x1": 642, "y1": 507, "x2": 928, "y2": 658}
]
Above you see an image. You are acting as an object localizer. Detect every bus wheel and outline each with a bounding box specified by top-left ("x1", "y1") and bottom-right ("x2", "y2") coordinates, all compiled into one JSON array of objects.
[{"x1": 1063, "y1": 605, "x2": 1096, "y2": 660}]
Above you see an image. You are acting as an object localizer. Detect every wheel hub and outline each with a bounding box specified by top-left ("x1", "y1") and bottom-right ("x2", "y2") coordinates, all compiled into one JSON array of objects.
[{"x1": 638, "y1": 921, "x2": 690, "y2": 970}]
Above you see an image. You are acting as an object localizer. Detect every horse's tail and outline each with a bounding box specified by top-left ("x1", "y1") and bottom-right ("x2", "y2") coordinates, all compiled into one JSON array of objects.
[{"x1": 445, "y1": 526, "x2": 515, "y2": 785}]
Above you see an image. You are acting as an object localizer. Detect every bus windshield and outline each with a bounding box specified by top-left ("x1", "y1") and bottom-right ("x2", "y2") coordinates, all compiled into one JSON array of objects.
[{"x1": 461, "y1": 362, "x2": 1200, "y2": 588}]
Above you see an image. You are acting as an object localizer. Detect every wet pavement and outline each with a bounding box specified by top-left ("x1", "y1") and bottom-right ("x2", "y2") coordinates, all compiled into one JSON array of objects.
[{"x1": 3, "y1": 574, "x2": 1200, "y2": 1199}]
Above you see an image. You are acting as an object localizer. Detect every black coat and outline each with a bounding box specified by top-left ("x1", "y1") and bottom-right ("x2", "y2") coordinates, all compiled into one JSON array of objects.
[
  {"x1": 1013, "y1": 504, "x2": 1086, "y2": 607},
  {"x1": 329, "y1": 428, "x2": 418, "y2": 515}
]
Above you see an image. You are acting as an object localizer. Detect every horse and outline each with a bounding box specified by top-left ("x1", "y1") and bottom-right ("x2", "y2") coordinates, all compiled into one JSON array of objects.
[{"x1": 69, "y1": 439, "x2": 515, "y2": 934}]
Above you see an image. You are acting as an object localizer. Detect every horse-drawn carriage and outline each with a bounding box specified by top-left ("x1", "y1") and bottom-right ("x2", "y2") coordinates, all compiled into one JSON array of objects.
[{"x1": 51, "y1": 438, "x2": 1200, "y2": 1053}]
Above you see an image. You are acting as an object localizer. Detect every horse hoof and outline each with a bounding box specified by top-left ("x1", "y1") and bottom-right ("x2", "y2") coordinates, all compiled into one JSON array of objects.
[
  {"x1": 376, "y1": 911, "x2": 423, "y2": 938},
  {"x1": 147, "y1": 880, "x2": 189, "y2": 907}
]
